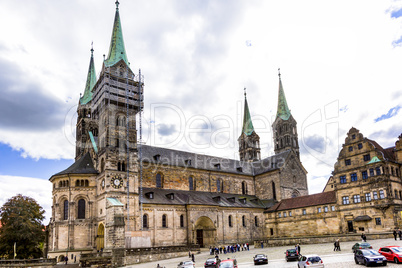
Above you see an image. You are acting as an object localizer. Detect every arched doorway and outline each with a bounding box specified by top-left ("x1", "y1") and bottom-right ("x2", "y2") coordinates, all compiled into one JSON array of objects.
[
  {"x1": 194, "y1": 216, "x2": 216, "y2": 247},
  {"x1": 96, "y1": 223, "x2": 104, "y2": 251}
]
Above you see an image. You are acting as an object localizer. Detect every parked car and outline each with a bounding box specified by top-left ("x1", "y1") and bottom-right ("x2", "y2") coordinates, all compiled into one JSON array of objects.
[
  {"x1": 205, "y1": 257, "x2": 220, "y2": 268},
  {"x1": 253, "y1": 254, "x2": 268, "y2": 265},
  {"x1": 354, "y1": 249, "x2": 387, "y2": 266},
  {"x1": 219, "y1": 258, "x2": 238, "y2": 268},
  {"x1": 297, "y1": 255, "x2": 324, "y2": 268},
  {"x1": 177, "y1": 260, "x2": 195, "y2": 268},
  {"x1": 352, "y1": 242, "x2": 373, "y2": 253},
  {"x1": 285, "y1": 248, "x2": 299, "y2": 262},
  {"x1": 379, "y1": 246, "x2": 402, "y2": 263}
]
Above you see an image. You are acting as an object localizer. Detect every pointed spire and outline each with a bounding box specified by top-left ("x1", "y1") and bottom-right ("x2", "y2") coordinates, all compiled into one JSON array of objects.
[
  {"x1": 242, "y1": 88, "x2": 255, "y2": 136},
  {"x1": 104, "y1": 0, "x2": 129, "y2": 67},
  {"x1": 80, "y1": 46, "x2": 96, "y2": 105},
  {"x1": 276, "y1": 68, "x2": 291, "y2": 121}
]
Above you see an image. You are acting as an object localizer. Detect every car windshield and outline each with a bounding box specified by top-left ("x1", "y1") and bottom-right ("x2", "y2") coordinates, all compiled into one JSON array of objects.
[
  {"x1": 288, "y1": 249, "x2": 297, "y2": 253},
  {"x1": 307, "y1": 256, "x2": 321, "y2": 262},
  {"x1": 361, "y1": 243, "x2": 371, "y2": 247},
  {"x1": 363, "y1": 250, "x2": 380, "y2": 256},
  {"x1": 391, "y1": 247, "x2": 402, "y2": 253},
  {"x1": 219, "y1": 261, "x2": 234, "y2": 268},
  {"x1": 207, "y1": 258, "x2": 216, "y2": 262},
  {"x1": 182, "y1": 261, "x2": 193, "y2": 265},
  {"x1": 256, "y1": 255, "x2": 265, "y2": 258}
]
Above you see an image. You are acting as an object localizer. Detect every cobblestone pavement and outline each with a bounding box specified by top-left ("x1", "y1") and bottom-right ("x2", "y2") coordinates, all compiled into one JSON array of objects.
[{"x1": 124, "y1": 238, "x2": 402, "y2": 268}]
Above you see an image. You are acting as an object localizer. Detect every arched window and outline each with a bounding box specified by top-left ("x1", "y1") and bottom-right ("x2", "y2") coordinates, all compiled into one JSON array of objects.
[
  {"x1": 242, "y1": 181, "x2": 247, "y2": 195},
  {"x1": 228, "y1": 215, "x2": 233, "y2": 227},
  {"x1": 63, "y1": 200, "x2": 68, "y2": 220},
  {"x1": 122, "y1": 162, "x2": 126, "y2": 172},
  {"x1": 118, "y1": 161, "x2": 121, "y2": 171},
  {"x1": 189, "y1": 176, "x2": 194, "y2": 191},
  {"x1": 162, "y1": 214, "x2": 167, "y2": 228},
  {"x1": 75, "y1": 180, "x2": 80, "y2": 187},
  {"x1": 77, "y1": 199, "x2": 86, "y2": 219},
  {"x1": 272, "y1": 181, "x2": 277, "y2": 200},
  {"x1": 180, "y1": 214, "x2": 184, "y2": 228},
  {"x1": 80, "y1": 180, "x2": 84, "y2": 187},
  {"x1": 101, "y1": 158, "x2": 105, "y2": 172},
  {"x1": 85, "y1": 180, "x2": 89, "y2": 187},
  {"x1": 143, "y1": 214, "x2": 148, "y2": 229},
  {"x1": 255, "y1": 216, "x2": 258, "y2": 227},
  {"x1": 59, "y1": 181, "x2": 62, "y2": 187},
  {"x1": 242, "y1": 215, "x2": 246, "y2": 227},
  {"x1": 156, "y1": 173, "x2": 163, "y2": 188}
]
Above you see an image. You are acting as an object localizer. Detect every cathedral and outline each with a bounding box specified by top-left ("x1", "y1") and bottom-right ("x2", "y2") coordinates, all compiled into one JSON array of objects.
[
  {"x1": 47, "y1": 1, "x2": 308, "y2": 262},
  {"x1": 47, "y1": 1, "x2": 402, "y2": 265}
]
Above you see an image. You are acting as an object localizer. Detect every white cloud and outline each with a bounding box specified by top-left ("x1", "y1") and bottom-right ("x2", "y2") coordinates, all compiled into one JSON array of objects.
[
  {"x1": 0, "y1": 0, "x2": 401, "y2": 194},
  {"x1": 0, "y1": 175, "x2": 52, "y2": 224}
]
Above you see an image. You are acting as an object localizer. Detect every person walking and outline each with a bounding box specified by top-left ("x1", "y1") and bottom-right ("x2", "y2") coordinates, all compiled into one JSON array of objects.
[
  {"x1": 296, "y1": 244, "x2": 301, "y2": 255},
  {"x1": 361, "y1": 233, "x2": 367, "y2": 242},
  {"x1": 191, "y1": 253, "x2": 195, "y2": 263},
  {"x1": 337, "y1": 239, "x2": 341, "y2": 251},
  {"x1": 394, "y1": 229, "x2": 398, "y2": 240},
  {"x1": 399, "y1": 229, "x2": 402, "y2": 240}
]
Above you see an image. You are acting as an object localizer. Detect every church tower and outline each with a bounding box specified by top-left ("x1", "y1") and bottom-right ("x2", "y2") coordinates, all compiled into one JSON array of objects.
[
  {"x1": 272, "y1": 70, "x2": 300, "y2": 158},
  {"x1": 75, "y1": 47, "x2": 97, "y2": 161},
  {"x1": 90, "y1": 0, "x2": 143, "y2": 233},
  {"x1": 238, "y1": 89, "x2": 261, "y2": 162}
]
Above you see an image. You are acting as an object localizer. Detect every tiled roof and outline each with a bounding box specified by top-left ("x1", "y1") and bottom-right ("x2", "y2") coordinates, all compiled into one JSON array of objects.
[
  {"x1": 266, "y1": 191, "x2": 336, "y2": 212},
  {"x1": 367, "y1": 139, "x2": 395, "y2": 162},
  {"x1": 140, "y1": 145, "x2": 291, "y2": 176},
  {"x1": 53, "y1": 153, "x2": 98, "y2": 176},
  {"x1": 141, "y1": 187, "x2": 275, "y2": 208}
]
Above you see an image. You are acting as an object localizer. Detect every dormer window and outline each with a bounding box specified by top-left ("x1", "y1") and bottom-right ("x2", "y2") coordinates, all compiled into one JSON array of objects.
[
  {"x1": 227, "y1": 197, "x2": 235, "y2": 203},
  {"x1": 213, "y1": 196, "x2": 221, "y2": 202},
  {"x1": 239, "y1": 198, "x2": 247, "y2": 204},
  {"x1": 185, "y1": 159, "x2": 192, "y2": 166},
  {"x1": 166, "y1": 193, "x2": 174, "y2": 200},
  {"x1": 145, "y1": 192, "x2": 154, "y2": 199},
  {"x1": 153, "y1": 154, "x2": 161, "y2": 161},
  {"x1": 214, "y1": 163, "x2": 221, "y2": 170},
  {"x1": 237, "y1": 167, "x2": 243, "y2": 172}
]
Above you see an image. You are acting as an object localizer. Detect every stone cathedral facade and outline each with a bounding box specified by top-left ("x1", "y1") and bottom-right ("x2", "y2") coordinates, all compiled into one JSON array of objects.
[{"x1": 47, "y1": 2, "x2": 308, "y2": 261}]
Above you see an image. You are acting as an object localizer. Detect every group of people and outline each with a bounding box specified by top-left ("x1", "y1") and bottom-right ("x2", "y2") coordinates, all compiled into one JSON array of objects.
[
  {"x1": 333, "y1": 239, "x2": 341, "y2": 251},
  {"x1": 393, "y1": 229, "x2": 402, "y2": 240},
  {"x1": 209, "y1": 243, "x2": 250, "y2": 255}
]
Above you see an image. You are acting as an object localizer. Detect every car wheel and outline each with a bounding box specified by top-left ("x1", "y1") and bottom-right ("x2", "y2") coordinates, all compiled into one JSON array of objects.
[
  {"x1": 395, "y1": 257, "x2": 400, "y2": 264},
  {"x1": 355, "y1": 257, "x2": 359, "y2": 264}
]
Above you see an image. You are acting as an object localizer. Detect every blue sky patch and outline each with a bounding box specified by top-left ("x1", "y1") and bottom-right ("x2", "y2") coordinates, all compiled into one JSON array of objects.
[
  {"x1": 0, "y1": 143, "x2": 74, "y2": 180},
  {"x1": 374, "y1": 105, "x2": 401, "y2": 122},
  {"x1": 391, "y1": 8, "x2": 402, "y2": 18}
]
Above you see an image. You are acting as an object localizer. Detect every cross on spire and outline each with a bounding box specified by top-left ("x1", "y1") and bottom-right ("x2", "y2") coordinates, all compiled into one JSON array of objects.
[
  {"x1": 115, "y1": 0, "x2": 120, "y2": 9},
  {"x1": 278, "y1": 68, "x2": 281, "y2": 79}
]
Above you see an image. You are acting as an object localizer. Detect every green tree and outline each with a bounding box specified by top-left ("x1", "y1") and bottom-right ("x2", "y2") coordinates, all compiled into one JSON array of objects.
[{"x1": 0, "y1": 194, "x2": 45, "y2": 259}]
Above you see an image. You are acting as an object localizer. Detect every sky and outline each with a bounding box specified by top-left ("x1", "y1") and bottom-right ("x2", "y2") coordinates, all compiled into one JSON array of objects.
[{"x1": 1, "y1": 0, "x2": 402, "y2": 223}]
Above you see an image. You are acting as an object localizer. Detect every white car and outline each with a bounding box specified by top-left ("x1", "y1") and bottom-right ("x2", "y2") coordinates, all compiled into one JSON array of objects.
[
  {"x1": 177, "y1": 260, "x2": 195, "y2": 268},
  {"x1": 297, "y1": 255, "x2": 324, "y2": 268}
]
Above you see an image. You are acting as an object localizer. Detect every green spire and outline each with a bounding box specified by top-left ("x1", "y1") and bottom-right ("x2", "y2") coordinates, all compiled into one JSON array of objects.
[
  {"x1": 276, "y1": 69, "x2": 291, "y2": 121},
  {"x1": 242, "y1": 88, "x2": 255, "y2": 136},
  {"x1": 104, "y1": 1, "x2": 129, "y2": 67},
  {"x1": 80, "y1": 47, "x2": 96, "y2": 105}
]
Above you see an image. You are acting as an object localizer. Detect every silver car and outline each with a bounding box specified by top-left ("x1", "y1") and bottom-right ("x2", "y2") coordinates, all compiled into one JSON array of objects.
[
  {"x1": 297, "y1": 254, "x2": 324, "y2": 268},
  {"x1": 177, "y1": 260, "x2": 195, "y2": 268}
]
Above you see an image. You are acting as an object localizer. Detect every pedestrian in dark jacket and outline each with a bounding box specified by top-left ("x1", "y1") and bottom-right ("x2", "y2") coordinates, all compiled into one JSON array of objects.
[
  {"x1": 361, "y1": 233, "x2": 367, "y2": 242},
  {"x1": 394, "y1": 229, "x2": 398, "y2": 240},
  {"x1": 399, "y1": 229, "x2": 402, "y2": 240}
]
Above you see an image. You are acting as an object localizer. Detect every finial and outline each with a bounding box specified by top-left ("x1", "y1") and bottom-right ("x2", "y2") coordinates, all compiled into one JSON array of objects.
[
  {"x1": 115, "y1": 0, "x2": 120, "y2": 9},
  {"x1": 244, "y1": 87, "x2": 247, "y2": 98},
  {"x1": 278, "y1": 68, "x2": 281, "y2": 79},
  {"x1": 90, "y1": 41, "x2": 94, "y2": 54}
]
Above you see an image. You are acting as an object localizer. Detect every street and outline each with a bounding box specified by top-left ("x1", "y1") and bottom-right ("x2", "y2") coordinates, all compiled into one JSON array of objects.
[{"x1": 124, "y1": 237, "x2": 402, "y2": 268}]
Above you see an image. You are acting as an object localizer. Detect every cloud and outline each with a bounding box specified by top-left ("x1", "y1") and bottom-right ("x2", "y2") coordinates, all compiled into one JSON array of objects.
[
  {"x1": 157, "y1": 123, "x2": 177, "y2": 136},
  {"x1": 374, "y1": 105, "x2": 401, "y2": 122},
  {"x1": 0, "y1": 57, "x2": 66, "y2": 131},
  {"x1": 0, "y1": 175, "x2": 52, "y2": 224},
  {"x1": 303, "y1": 135, "x2": 326, "y2": 154}
]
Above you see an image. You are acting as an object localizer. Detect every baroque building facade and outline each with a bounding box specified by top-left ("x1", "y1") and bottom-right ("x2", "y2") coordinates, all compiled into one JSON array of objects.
[
  {"x1": 266, "y1": 128, "x2": 402, "y2": 238},
  {"x1": 47, "y1": 2, "x2": 308, "y2": 261}
]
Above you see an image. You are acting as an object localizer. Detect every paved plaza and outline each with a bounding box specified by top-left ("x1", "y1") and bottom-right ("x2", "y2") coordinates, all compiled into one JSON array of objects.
[{"x1": 125, "y1": 237, "x2": 402, "y2": 268}]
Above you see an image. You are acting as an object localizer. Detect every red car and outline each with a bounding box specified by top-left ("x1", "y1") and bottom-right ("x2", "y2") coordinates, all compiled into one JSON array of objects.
[
  {"x1": 219, "y1": 258, "x2": 238, "y2": 268},
  {"x1": 378, "y1": 246, "x2": 402, "y2": 263}
]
